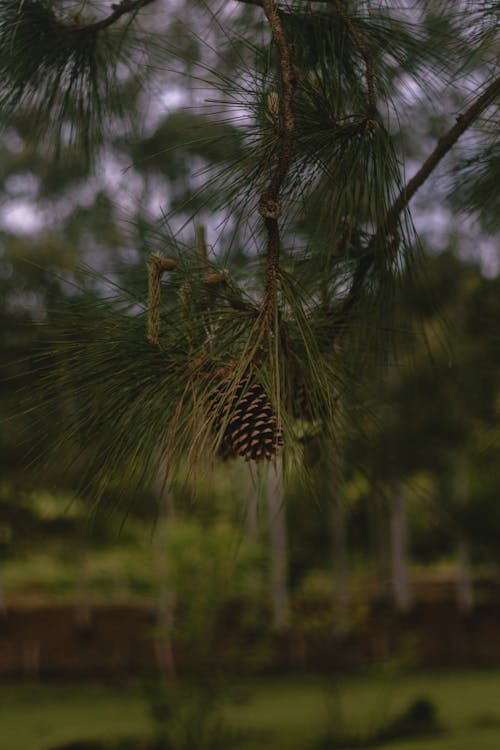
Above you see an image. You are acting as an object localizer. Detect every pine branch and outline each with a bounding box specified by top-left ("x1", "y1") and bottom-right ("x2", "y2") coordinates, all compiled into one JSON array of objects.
[
  {"x1": 68, "y1": 0, "x2": 157, "y2": 33},
  {"x1": 236, "y1": 0, "x2": 376, "y2": 119},
  {"x1": 386, "y1": 75, "x2": 500, "y2": 237},
  {"x1": 0, "y1": 0, "x2": 156, "y2": 155},
  {"x1": 258, "y1": 0, "x2": 296, "y2": 322},
  {"x1": 234, "y1": 0, "x2": 263, "y2": 6},
  {"x1": 337, "y1": 73, "x2": 500, "y2": 326}
]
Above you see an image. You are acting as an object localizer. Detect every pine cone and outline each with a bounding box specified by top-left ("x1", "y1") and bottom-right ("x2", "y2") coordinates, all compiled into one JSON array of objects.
[{"x1": 212, "y1": 377, "x2": 283, "y2": 462}]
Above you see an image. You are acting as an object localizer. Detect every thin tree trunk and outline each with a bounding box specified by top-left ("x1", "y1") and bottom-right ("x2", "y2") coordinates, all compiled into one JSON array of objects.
[
  {"x1": 0, "y1": 567, "x2": 7, "y2": 619},
  {"x1": 23, "y1": 643, "x2": 40, "y2": 680},
  {"x1": 331, "y1": 493, "x2": 349, "y2": 634},
  {"x1": 74, "y1": 554, "x2": 92, "y2": 632},
  {"x1": 327, "y1": 444, "x2": 349, "y2": 634},
  {"x1": 243, "y1": 463, "x2": 259, "y2": 541},
  {"x1": 390, "y1": 481, "x2": 412, "y2": 612},
  {"x1": 454, "y1": 455, "x2": 474, "y2": 614},
  {"x1": 385, "y1": 358, "x2": 412, "y2": 613},
  {"x1": 456, "y1": 537, "x2": 474, "y2": 614},
  {"x1": 154, "y1": 471, "x2": 176, "y2": 679},
  {"x1": 265, "y1": 457, "x2": 290, "y2": 631},
  {"x1": 369, "y1": 496, "x2": 391, "y2": 601}
]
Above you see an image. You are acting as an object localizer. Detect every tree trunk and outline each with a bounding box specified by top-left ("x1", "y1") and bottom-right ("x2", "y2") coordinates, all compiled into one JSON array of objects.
[
  {"x1": 390, "y1": 482, "x2": 412, "y2": 612},
  {"x1": 331, "y1": 493, "x2": 349, "y2": 634},
  {"x1": 454, "y1": 455, "x2": 474, "y2": 614},
  {"x1": 265, "y1": 458, "x2": 290, "y2": 631},
  {"x1": 369, "y1": 496, "x2": 391, "y2": 601},
  {"x1": 456, "y1": 537, "x2": 474, "y2": 614},
  {"x1": 243, "y1": 463, "x2": 259, "y2": 541},
  {"x1": 74, "y1": 554, "x2": 92, "y2": 632},
  {"x1": 154, "y1": 471, "x2": 176, "y2": 679},
  {"x1": 0, "y1": 567, "x2": 7, "y2": 619},
  {"x1": 327, "y1": 445, "x2": 349, "y2": 634}
]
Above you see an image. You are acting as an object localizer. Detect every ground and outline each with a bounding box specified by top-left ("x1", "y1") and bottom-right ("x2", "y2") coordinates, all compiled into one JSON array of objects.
[{"x1": 2, "y1": 669, "x2": 500, "y2": 750}]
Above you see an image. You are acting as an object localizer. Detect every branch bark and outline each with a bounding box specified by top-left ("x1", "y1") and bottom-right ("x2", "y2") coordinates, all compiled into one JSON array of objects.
[
  {"x1": 338, "y1": 74, "x2": 500, "y2": 324},
  {"x1": 234, "y1": 0, "x2": 264, "y2": 6},
  {"x1": 259, "y1": 0, "x2": 296, "y2": 319}
]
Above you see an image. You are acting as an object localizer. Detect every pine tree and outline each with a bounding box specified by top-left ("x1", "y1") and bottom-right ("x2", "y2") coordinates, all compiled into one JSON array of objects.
[{"x1": 2, "y1": 0, "x2": 498, "y2": 493}]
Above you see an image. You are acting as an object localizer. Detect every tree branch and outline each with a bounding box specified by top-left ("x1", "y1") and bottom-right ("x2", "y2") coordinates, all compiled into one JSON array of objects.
[
  {"x1": 338, "y1": 73, "x2": 500, "y2": 324},
  {"x1": 386, "y1": 76, "x2": 500, "y2": 237},
  {"x1": 235, "y1": 0, "x2": 378, "y2": 120},
  {"x1": 234, "y1": 0, "x2": 264, "y2": 6},
  {"x1": 68, "y1": 0, "x2": 156, "y2": 34},
  {"x1": 259, "y1": 0, "x2": 296, "y2": 320}
]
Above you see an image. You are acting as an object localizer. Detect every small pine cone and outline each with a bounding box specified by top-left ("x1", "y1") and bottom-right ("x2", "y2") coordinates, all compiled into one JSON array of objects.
[
  {"x1": 267, "y1": 91, "x2": 280, "y2": 119},
  {"x1": 212, "y1": 377, "x2": 283, "y2": 462}
]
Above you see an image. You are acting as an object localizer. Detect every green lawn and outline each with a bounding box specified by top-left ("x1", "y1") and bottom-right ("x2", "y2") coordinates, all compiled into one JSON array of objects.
[
  {"x1": 1, "y1": 670, "x2": 500, "y2": 750},
  {"x1": 0, "y1": 683, "x2": 151, "y2": 750}
]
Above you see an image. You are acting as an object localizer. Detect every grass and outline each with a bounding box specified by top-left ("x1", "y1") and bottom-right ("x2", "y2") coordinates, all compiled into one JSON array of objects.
[
  {"x1": 1, "y1": 670, "x2": 500, "y2": 750},
  {"x1": 0, "y1": 683, "x2": 150, "y2": 750},
  {"x1": 227, "y1": 670, "x2": 500, "y2": 749}
]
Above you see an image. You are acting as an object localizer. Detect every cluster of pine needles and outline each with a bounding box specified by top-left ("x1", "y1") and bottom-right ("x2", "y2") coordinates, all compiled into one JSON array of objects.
[
  {"x1": 29, "y1": 250, "x2": 347, "y2": 500},
  {"x1": 16, "y1": 0, "x2": 491, "y2": 497}
]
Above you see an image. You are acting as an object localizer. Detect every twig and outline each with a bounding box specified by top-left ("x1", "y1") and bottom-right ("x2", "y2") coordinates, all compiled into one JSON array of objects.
[
  {"x1": 330, "y1": 0, "x2": 376, "y2": 117},
  {"x1": 259, "y1": 0, "x2": 296, "y2": 319},
  {"x1": 147, "y1": 256, "x2": 164, "y2": 345},
  {"x1": 337, "y1": 73, "x2": 500, "y2": 325},
  {"x1": 147, "y1": 255, "x2": 177, "y2": 344},
  {"x1": 197, "y1": 224, "x2": 208, "y2": 260},
  {"x1": 151, "y1": 255, "x2": 178, "y2": 273},
  {"x1": 68, "y1": 0, "x2": 156, "y2": 34},
  {"x1": 147, "y1": 253, "x2": 244, "y2": 345},
  {"x1": 234, "y1": 0, "x2": 264, "y2": 6}
]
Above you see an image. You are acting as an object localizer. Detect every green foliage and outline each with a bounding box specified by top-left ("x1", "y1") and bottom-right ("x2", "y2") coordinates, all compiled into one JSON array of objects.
[
  {"x1": 0, "y1": 0, "x2": 144, "y2": 156},
  {"x1": 24, "y1": 235, "x2": 349, "y2": 491},
  {"x1": 132, "y1": 111, "x2": 244, "y2": 181},
  {"x1": 158, "y1": 516, "x2": 264, "y2": 658},
  {"x1": 452, "y1": 138, "x2": 500, "y2": 232}
]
